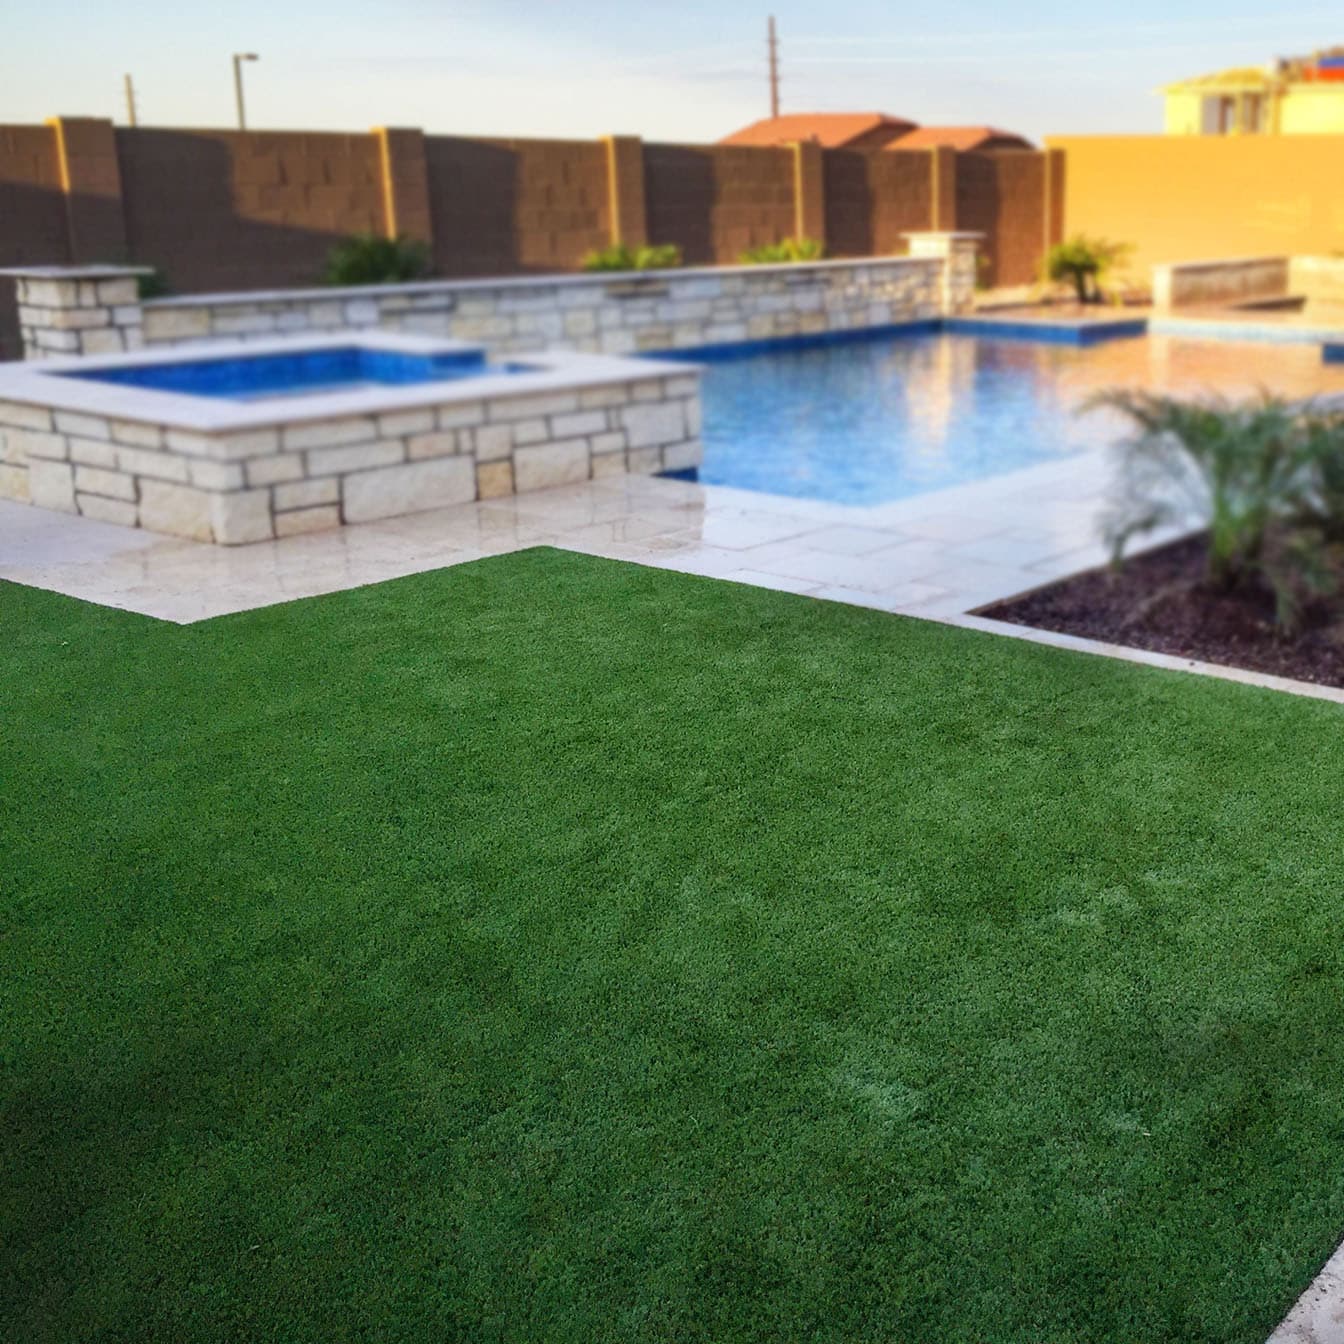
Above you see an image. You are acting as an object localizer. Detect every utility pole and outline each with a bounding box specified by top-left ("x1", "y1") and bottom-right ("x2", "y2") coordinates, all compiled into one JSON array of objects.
[
  {"x1": 233, "y1": 52, "x2": 259, "y2": 131},
  {"x1": 768, "y1": 15, "x2": 780, "y2": 119},
  {"x1": 123, "y1": 73, "x2": 138, "y2": 127}
]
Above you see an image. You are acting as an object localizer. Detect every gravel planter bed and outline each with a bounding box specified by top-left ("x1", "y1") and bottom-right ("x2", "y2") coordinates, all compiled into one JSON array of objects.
[{"x1": 980, "y1": 534, "x2": 1344, "y2": 689}]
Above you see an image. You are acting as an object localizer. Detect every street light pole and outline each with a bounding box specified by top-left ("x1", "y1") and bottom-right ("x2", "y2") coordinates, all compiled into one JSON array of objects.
[{"x1": 232, "y1": 52, "x2": 259, "y2": 131}]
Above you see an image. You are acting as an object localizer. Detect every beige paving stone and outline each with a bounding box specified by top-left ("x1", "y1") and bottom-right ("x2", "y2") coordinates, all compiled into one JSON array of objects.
[
  {"x1": 274, "y1": 477, "x2": 339, "y2": 511},
  {"x1": 0, "y1": 401, "x2": 54, "y2": 430},
  {"x1": 343, "y1": 455, "x2": 476, "y2": 523},
  {"x1": 74, "y1": 465, "x2": 136, "y2": 501},
  {"x1": 246, "y1": 453, "x2": 306, "y2": 487},
  {"x1": 282, "y1": 417, "x2": 377, "y2": 452},
  {"x1": 137, "y1": 480, "x2": 213, "y2": 541},
  {"x1": 28, "y1": 459, "x2": 75, "y2": 512},
  {"x1": 77, "y1": 493, "x2": 138, "y2": 527},
  {"x1": 116, "y1": 445, "x2": 190, "y2": 483},
  {"x1": 513, "y1": 440, "x2": 590, "y2": 492},
  {"x1": 68, "y1": 436, "x2": 118, "y2": 468},
  {"x1": 306, "y1": 440, "x2": 403, "y2": 477},
  {"x1": 625, "y1": 446, "x2": 662, "y2": 475},
  {"x1": 188, "y1": 459, "x2": 247, "y2": 492},
  {"x1": 54, "y1": 410, "x2": 110, "y2": 440},
  {"x1": 216, "y1": 429, "x2": 282, "y2": 461},
  {"x1": 475, "y1": 460, "x2": 514, "y2": 499},
  {"x1": 0, "y1": 464, "x2": 29, "y2": 502},
  {"x1": 407, "y1": 430, "x2": 461, "y2": 461},
  {"x1": 4, "y1": 427, "x2": 66, "y2": 463},
  {"x1": 621, "y1": 401, "x2": 686, "y2": 449},
  {"x1": 275, "y1": 505, "x2": 341, "y2": 537},
  {"x1": 473, "y1": 424, "x2": 514, "y2": 462},
  {"x1": 211, "y1": 489, "x2": 274, "y2": 545}
]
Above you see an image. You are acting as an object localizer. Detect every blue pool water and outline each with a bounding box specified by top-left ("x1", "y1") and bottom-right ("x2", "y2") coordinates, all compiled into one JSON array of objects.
[
  {"x1": 693, "y1": 332, "x2": 1135, "y2": 506},
  {"x1": 60, "y1": 346, "x2": 528, "y2": 400}
]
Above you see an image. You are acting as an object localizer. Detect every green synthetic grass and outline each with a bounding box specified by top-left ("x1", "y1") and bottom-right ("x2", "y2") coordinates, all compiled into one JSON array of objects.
[{"x1": 5, "y1": 547, "x2": 1344, "y2": 1343}]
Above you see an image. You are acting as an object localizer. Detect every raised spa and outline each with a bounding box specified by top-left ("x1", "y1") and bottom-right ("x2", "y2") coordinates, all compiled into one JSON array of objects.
[{"x1": 0, "y1": 333, "x2": 702, "y2": 544}]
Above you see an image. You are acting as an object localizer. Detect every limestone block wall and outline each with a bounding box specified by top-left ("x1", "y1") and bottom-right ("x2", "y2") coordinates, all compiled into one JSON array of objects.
[
  {"x1": 1289, "y1": 256, "x2": 1344, "y2": 316},
  {"x1": 139, "y1": 254, "x2": 955, "y2": 356},
  {"x1": 0, "y1": 368, "x2": 700, "y2": 544},
  {"x1": 1151, "y1": 256, "x2": 1291, "y2": 311},
  {"x1": 6, "y1": 267, "x2": 148, "y2": 357}
]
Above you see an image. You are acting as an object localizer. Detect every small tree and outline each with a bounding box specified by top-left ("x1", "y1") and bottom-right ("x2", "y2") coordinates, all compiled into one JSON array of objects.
[
  {"x1": 1045, "y1": 236, "x2": 1131, "y2": 304},
  {"x1": 581, "y1": 243, "x2": 683, "y2": 272},
  {"x1": 324, "y1": 234, "x2": 431, "y2": 286},
  {"x1": 1088, "y1": 389, "x2": 1344, "y2": 630}
]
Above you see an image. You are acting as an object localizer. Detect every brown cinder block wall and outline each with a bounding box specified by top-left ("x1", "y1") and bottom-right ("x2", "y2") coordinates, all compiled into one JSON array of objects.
[
  {"x1": 424, "y1": 136, "x2": 611, "y2": 276},
  {"x1": 643, "y1": 143, "x2": 796, "y2": 264},
  {"x1": 0, "y1": 116, "x2": 1066, "y2": 359},
  {"x1": 956, "y1": 150, "x2": 1056, "y2": 288},
  {"x1": 0, "y1": 124, "x2": 70, "y2": 358},
  {"x1": 115, "y1": 128, "x2": 386, "y2": 292}
]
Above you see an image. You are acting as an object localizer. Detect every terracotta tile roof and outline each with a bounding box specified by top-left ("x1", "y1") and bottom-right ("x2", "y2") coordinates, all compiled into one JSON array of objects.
[
  {"x1": 890, "y1": 126, "x2": 1035, "y2": 151},
  {"x1": 719, "y1": 113, "x2": 916, "y2": 148}
]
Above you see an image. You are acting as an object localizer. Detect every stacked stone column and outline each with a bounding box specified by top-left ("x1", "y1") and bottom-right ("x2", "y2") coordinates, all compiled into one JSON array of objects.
[
  {"x1": 903, "y1": 233, "x2": 983, "y2": 316},
  {"x1": 2, "y1": 265, "x2": 149, "y2": 359}
]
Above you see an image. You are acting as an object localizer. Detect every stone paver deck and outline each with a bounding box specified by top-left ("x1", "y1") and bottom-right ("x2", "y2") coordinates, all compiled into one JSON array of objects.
[{"x1": 0, "y1": 450, "x2": 1112, "y2": 624}]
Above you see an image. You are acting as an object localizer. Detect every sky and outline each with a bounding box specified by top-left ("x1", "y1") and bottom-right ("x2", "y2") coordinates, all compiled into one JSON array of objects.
[{"x1": 5, "y1": 1, "x2": 1342, "y2": 143}]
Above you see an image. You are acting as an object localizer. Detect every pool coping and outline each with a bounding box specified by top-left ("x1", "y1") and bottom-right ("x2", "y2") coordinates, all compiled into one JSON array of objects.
[{"x1": 0, "y1": 331, "x2": 703, "y2": 433}]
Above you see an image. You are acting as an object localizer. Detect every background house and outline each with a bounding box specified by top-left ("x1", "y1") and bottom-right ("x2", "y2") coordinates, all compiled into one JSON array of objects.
[
  {"x1": 1163, "y1": 47, "x2": 1344, "y2": 134},
  {"x1": 720, "y1": 113, "x2": 1034, "y2": 152}
]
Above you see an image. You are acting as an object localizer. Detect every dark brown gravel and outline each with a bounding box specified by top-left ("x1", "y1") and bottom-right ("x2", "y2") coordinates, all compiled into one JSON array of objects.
[{"x1": 978, "y1": 535, "x2": 1344, "y2": 688}]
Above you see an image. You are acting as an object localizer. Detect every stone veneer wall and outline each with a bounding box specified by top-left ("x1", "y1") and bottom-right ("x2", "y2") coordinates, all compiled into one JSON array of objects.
[
  {"x1": 0, "y1": 371, "x2": 700, "y2": 544},
  {"x1": 14, "y1": 270, "x2": 146, "y2": 357},
  {"x1": 1151, "y1": 256, "x2": 1292, "y2": 311},
  {"x1": 140, "y1": 255, "x2": 954, "y2": 356}
]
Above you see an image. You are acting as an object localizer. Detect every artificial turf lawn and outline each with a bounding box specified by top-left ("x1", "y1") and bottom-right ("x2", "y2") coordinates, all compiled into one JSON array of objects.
[{"x1": 4, "y1": 547, "x2": 1344, "y2": 1343}]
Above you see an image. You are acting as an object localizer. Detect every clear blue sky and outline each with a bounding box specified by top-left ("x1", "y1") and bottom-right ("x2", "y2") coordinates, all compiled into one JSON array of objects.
[{"x1": 7, "y1": 1, "x2": 1342, "y2": 142}]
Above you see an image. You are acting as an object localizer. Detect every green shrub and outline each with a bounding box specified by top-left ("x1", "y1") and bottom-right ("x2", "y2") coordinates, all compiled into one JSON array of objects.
[
  {"x1": 323, "y1": 233, "x2": 431, "y2": 286},
  {"x1": 581, "y1": 243, "x2": 683, "y2": 272},
  {"x1": 739, "y1": 237, "x2": 825, "y2": 265},
  {"x1": 136, "y1": 268, "x2": 171, "y2": 300},
  {"x1": 1090, "y1": 389, "x2": 1344, "y2": 630},
  {"x1": 1044, "y1": 235, "x2": 1131, "y2": 303}
]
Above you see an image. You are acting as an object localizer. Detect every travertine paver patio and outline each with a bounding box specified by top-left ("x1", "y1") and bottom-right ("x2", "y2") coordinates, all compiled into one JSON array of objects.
[{"x1": 0, "y1": 448, "x2": 1113, "y2": 624}]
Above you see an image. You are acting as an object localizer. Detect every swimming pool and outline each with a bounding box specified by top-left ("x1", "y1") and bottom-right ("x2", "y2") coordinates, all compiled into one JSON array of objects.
[{"x1": 691, "y1": 331, "x2": 1344, "y2": 506}]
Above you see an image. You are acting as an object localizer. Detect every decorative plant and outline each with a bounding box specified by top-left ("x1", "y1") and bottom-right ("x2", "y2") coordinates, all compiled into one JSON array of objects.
[
  {"x1": 1044, "y1": 236, "x2": 1132, "y2": 304},
  {"x1": 1294, "y1": 411, "x2": 1344, "y2": 545},
  {"x1": 581, "y1": 243, "x2": 683, "y2": 272},
  {"x1": 739, "y1": 237, "x2": 825, "y2": 265},
  {"x1": 323, "y1": 233, "x2": 431, "y2": 286},
  {"x1": 136, "y1": 268, "x2": 171, "y2": 300},
  {"x1": 1089, "y1": 389, "x2": 1344, "y2": 630}
]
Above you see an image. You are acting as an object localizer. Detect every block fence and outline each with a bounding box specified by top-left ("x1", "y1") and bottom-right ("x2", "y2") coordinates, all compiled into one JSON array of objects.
[{"x1": 0, "y1": 119, "x2": 1064, "y2": 356}]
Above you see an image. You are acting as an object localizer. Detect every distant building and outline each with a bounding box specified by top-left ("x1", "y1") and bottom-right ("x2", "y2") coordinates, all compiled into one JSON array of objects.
[
  {"x1": 720, "y1": 113, "x2": 1034, "y2": 152},
  {"x1": 1162, "y1": 47, "x2": 1344, "y2": 134}
]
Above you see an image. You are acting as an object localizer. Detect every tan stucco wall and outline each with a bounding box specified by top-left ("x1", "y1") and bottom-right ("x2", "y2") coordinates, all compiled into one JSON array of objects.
[
  {"x1": 1278, "y1": 86, "x2": 1344, "y2": 133},
  {"x1": 1045, "y1": 133, "x2": 1344, "y2": 280}
]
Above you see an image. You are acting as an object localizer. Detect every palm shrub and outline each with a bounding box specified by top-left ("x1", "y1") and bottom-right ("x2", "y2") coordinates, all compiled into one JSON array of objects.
[
  {"x1": 581, "y1": 243, "x2": 683, "y2": 272},
  {"x1": 740, "y1": 237, "x2": 825, "y2": 265},
  {"x1": 136, "y1": 268, "x2": 171, "y2": 299},
  {"x1": 324, "y1": 233, "x2": 431, "y2": 286},
  {"x1": 1294, "y1": 410, "x2": 1344, "y2": 545},
  {"x1": 1045, "y1": 236, "x2": 1131, "y2": 303},
  {"x1": 1089, "y1": 389, "x2": 1344, "y2": 630}
]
